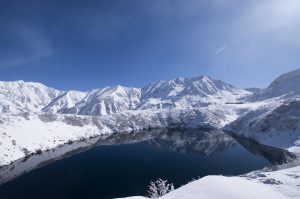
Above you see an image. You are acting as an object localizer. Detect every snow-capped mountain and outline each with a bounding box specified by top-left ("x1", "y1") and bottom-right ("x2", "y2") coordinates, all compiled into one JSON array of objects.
[
  {"x1": 142, "y1": 76, "x2": 236, "y2": 98},
  {"x1": 42, "y1": 90, "x2": 86, "y2": 113},
  {"x1": 0, "y1": 80, "x2": 62, "y2": 113},
  {"x1": 138, "y1": 75, "x2": 250, "y2": 110},
  {"x1": 61, "y1": 86, "x2": 141, "y2": 116},
  {"x1": 0, "y1": 75, "x2": 251, "y2": 115},
  {"x1": 0, "y1": 81, "x2": 141, "y2": 116}
]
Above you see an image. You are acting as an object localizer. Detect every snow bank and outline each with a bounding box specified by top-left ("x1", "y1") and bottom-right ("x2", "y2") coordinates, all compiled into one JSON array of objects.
[
  {"x1": 244, "y1": 166, "x2": 300, "y2": 198},
  {"x1": 122, "y1": 176, "x2": 289, "y2": 199},
  {"x1": 160, "y1": 176, "x2": 288, "y2": 199},
  {"x1": 123, "y1": 166, "x2": 300, "y2": 199}
]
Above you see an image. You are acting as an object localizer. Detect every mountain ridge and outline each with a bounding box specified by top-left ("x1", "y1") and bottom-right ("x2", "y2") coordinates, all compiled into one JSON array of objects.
[{"x1": 0, "y1": 75, "x2": 251, "y2": 115}]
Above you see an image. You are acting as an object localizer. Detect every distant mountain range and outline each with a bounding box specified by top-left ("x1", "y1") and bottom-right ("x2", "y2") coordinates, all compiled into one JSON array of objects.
[
  {"x1": 1, "y1": 68, "x2": 300, "y2": 166},
  {"x1": 0, "y1": 75, "x2": 250, "y2": 115}
]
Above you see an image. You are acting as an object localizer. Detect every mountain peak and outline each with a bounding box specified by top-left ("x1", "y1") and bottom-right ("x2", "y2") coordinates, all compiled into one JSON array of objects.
[
  {"x1": 192, "y1": 75, "x2": 212, "y2": 81},
  {"x1": 141, "y1": 75, "x2": 237, "y2": 100}
]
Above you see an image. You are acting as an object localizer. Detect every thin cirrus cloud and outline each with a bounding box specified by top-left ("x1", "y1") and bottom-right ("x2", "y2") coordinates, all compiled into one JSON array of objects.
[{"x1": 215, "y1": 45, "x2": 227, "y2": 55}]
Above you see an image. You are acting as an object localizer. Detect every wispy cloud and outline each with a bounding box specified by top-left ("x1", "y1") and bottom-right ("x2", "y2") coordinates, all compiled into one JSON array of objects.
[{"x1": 215, "y1": 45, "x2": 227, "y2": 55}]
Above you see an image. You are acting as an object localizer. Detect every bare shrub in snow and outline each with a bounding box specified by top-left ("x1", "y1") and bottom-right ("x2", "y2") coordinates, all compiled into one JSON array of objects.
[
  {"x1": 35, "y1": 149, "x2": 42, "y2": 154},
  {"x1": 38, "y1": 113, "x2": 58, "y2": 122},
  {"x1": 63, "y1": 116, "x2": 88, "y2": 127},
  {"x1": 18, "y1": 112, "x2": 30, "y2": 120},
  {"x1": 21, "y1": 148, "x2": 30, "y2": 156},
  {"x1": 147, "y1": 178, "x2": 174, "y2": 198}
]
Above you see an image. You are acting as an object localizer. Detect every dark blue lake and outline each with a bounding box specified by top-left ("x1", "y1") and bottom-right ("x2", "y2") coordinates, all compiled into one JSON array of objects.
[{"x1": 0, "y1": 129, "x2": 290, "y2": 199}]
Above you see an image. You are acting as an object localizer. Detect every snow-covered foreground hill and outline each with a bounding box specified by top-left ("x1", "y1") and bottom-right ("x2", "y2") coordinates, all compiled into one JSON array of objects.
[{"x1": 122, "y1": 165, "x2": 300, "y2": 199}]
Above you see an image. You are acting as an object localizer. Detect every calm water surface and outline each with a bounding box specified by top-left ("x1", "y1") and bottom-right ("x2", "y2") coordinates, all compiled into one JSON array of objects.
[{"x1": 0, "y1": 129, "x2": 291, "y2": 199}]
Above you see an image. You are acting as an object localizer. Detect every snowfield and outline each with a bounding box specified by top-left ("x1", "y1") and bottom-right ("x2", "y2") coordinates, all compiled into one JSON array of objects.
[
  {"x1": 1, "y1": 69, "x2": 300, "y2": 198},
  {"x1": 151, "y1": 175, "x2": 290, "y2": 199}
]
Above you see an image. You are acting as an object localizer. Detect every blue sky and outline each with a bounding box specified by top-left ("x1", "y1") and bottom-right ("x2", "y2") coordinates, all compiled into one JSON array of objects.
[{"x1": 1, "y1": 0, "x2": 300, "y2": 91}]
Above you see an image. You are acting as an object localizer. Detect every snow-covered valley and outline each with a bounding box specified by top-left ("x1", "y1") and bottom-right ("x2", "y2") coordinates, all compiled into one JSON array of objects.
[{"x1": 1, "y1": 69, "x2": 300, "y2": 198}]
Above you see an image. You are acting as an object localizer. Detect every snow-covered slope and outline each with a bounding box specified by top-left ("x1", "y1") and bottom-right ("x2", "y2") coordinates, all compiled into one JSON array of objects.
[
  {"x1": 0, "y1": 81, "x2": 142, "y2": 116},
  {"x1": 0, "y1": 80, "x2": 62, "y2": 113},
  {"x1": 249, "y1": 68, "x2": 300, "y2": 101},
  {"x1": 159, "y1": 175, "x2": 289, "y2": 199},
  {"x1": 225, "y1": 69, "x2": 300, "y2": 154},
  {"x1": 142, "y1": 76, "x2": 239, "y2": 98},
  {"x1": 61, "y1": 86, "x2": 141, "y2": 116},
  {"x1": 226, "y1": 98, "x2": 300, "y2": 153},
  {"x1": 42, "y1": 90, "x2": 86, "y2": 113}
]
